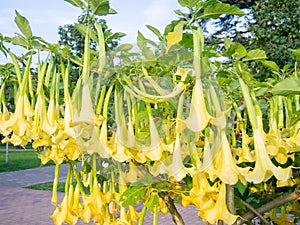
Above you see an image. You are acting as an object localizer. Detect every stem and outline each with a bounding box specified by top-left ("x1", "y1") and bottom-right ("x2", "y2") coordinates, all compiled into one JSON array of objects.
[
  {"x1": 82, "y1": 27, "x2": 90, "y2": 85},
  {"x1": 138, "y1": 203, "x2": 147, "y2": 225},
  {"x1": 239, "y1": 199, "x2": 270, "y2": 225},
  {"x1": 238, "y1": 78, "x2": 258, "y2": 129},
  {"x1": 193, "y1": 27, "x2": 203, "y2": 80},
  {"x1": 158, "y1": 192, "x2": 185, "y2": 225},
  {"x1": 236, "y1": 190, "x2": 300, "y2": 225},
  {"x1": 73, "y1": 163, "x2": 86, "y2": 197},
  {"x1": 51, "y1": 164, "x2": 60, "y2": 204},
  {"x1": 226, "y1": 184, "x2": 235, "y2": 215},
  {"x1": 153, "y1": 201, "x2": 158, "y2": 225}
]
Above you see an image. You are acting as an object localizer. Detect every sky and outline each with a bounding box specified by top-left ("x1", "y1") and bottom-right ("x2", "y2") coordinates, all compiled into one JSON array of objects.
[{"x1": 0, "y1": 0, "x2": 184, "y2": 63}]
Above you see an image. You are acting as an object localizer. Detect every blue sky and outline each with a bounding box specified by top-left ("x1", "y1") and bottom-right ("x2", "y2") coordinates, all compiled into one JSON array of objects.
[{"x1": 0, "y1": 0, "x2": 184, "y2": 62}]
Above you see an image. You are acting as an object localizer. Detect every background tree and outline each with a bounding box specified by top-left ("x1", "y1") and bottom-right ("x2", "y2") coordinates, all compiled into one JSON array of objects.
[
  {"x1": 248, "y1": 0, "x2": 300, "y2": 77},
  {"x1": 58, "y1": 10, "x2": 125, "y2": 83},
  {"x1": 178, "y1": 0, "x2": 300, "y2": 79}
]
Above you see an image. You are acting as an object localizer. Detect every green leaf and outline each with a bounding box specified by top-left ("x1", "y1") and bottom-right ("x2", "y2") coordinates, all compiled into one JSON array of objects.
[
  {"x1": 272, "y1": 77, "x2": 300, "y2": 96},
  {"x1": 14, "y1": 11, "x2": 32, "y2": 39},
  {"x1": 178, "y1": 0, "x2": 198, "y2": 8},
  {"x1": 80, "y1": 162, "x2": 92, "y2": 174},
  {"x1": 146, "y1": 25, "x2": 163, "y2": 40},
  {"x1": 116, "y1": 44, "x2": 133, "y2": 52},
  {"x1": 137, "y1": 31, "x2": 156, "y2": 61},
  {"x1": 235, "y1": 180, "x2": 247, "y2": 196},
  {"x1": 290, "y1": 48, "x2": 300, "y2": 61},
  {"x1": 10, "y1": 36, "x2": 29, "y2": 48},
  {"x1": 224, "y1": 37, "x2": 233, "y2": 50},
  {"x1": 90, "y1": 0, "x2": 115, "y2": 16},
  {"x1": 244, "y1": 49, "x2": 267, "y2": 61},
  {"x1": 120, "y1": 186, "x2": 147, "y2": 207},
  {"x1": 201, "y1": 2, "x2": 245, "y2": 19},
  {"x1": 260, "y1": 60, "x2": 280, "y2": 72},
  {"x1": 75, "y1": 24, "x2": 98, "y2": 43},
  {"x1": 174, "y1": 9, "x2": 187, "y2": 17},
  {"x1": 108, "y1": 8, "x2": 117, "y2": 14},
  {"x1": 290, "y1": 110, "x2": 300, "y2": 126},
  {"x1": 64, "y1": 0, "x2": 84, "y2": 8},
  {"x1": 224, "y1": 42, "x2": 247, "y2": 58},
  {"x1": 107, "y1": 32, "x2": 126, "y2": 42}
]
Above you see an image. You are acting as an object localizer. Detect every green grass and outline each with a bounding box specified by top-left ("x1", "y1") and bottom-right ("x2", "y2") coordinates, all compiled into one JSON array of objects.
[
  {"x1": 0, "y1": 151, "x2": 54, "y2": 173},
  {"x1": 24, "y1": 181, "x2": 90, "y2": 194},
  {"x1": 24, "y1": 181, "x2": 66, "y2": 192}
]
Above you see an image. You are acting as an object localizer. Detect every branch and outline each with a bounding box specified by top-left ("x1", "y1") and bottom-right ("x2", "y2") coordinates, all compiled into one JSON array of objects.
[
  {"x1": 239, "y1": 199, "x2": 270, "y2": 225},
  {"x1": 226, "y1": 184, "x2": 236, "y2": 214},
  {"x1": 158, "y1": 192, "x2": 185, "y2": 225},
  {"x1": 236, "y1": 190, "x2": 300, "y2": 225}
]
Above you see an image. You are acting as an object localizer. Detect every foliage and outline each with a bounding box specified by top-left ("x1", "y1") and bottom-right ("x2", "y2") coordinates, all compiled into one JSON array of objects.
[{"x1": 248, "y1": 0, "x2": 300, "y2": 78}]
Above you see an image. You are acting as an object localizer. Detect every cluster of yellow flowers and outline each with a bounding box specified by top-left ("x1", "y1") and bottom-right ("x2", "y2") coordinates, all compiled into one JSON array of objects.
[{"x1": 0, "y1": 26, "x2": 299, "y2": 225}]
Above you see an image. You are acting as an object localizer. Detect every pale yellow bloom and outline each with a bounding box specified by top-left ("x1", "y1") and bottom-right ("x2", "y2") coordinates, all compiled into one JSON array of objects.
[
  {"x1": 183, "y1": 79, "x2": 211, "y2": 132},
  {"x1": 181, "y1": 171, "x2": 218, "y2": 210},
  {"x1": 201, "y1": 130, "x2": 245, "y2": 185},
  {"x1": 242, "y1": 129, "x2": 292, "y2": 183},
  {"x1": 2, "y1": 94, "x2": 34, "y2": 146},
  {"x1": 50, "y1": 194, "x2": 78, "y2": 225},
  {"x1": 158, "y1": 133, "x2": 187, "y2": 181},
  {"x1": 200, "y1": 183, "x2": 238, "y2": 225}
]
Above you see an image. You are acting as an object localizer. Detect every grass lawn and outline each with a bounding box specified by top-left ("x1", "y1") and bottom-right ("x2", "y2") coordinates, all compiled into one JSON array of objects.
[
  {"x1": 24, "y1": 181, "x2": 90, "y2": 194},
  {"x1": 24, "y1": 181, "x2": 66, "y2": 192},
  {"x1": 0, "y1": 150, "x2": 54, "y2": 173}
]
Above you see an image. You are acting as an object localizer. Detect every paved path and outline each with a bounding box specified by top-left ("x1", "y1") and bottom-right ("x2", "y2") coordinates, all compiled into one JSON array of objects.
[
  {"x1": 0, "y1": 164, "x2": 69, "y2": 188},
  {"x1": 0, "y1": 164, "x2": 205, "y2": 225}
]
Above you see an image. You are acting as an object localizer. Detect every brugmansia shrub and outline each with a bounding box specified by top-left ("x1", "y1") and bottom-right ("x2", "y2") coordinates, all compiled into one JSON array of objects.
[{"x1": 0, "y1": 0, "x2": 299, "y2": 224}]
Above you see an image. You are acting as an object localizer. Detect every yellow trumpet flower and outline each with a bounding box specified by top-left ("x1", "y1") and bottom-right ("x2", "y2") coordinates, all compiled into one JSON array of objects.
[
  {"x1": 50, "y1": 194, "x2": 78, "y2": 225},
  {"x1": 120, "y1": 162, "x2": 145, "y2": 184},
  {"x1": 201, "y1": 129, "x2": 244, "y2": 185},
  {"x1": 89, "y1": 177, "x2": 106, "y2": 217},
  {"x1": 70, "y1": 85, "x2": 105, "y2": 155},
  {"x1": 159, "y1": 133, "x2": 187, "y2": 181},
  {"x1": 97, "y1": 119, "x2": 112, "y2": 158},
  {"x1": 268, "y1": 207, "x2": 295, "y2": 225},
  {"x1": 47, "y1": 99, "x2": 57, "y2": 130},
  {"x1": 0, "y1": 103, "x2": 11, "y2": 136},
  {"x1": 242, "y1": 129, "x2": 292, "y2": 183},
  {"x1": 236, "y1": 129, "x2": 254, "y2": 163},
  {"x1": 141, "y1": 116, "x2": 164, "y2": 161},
  {"x1": 200, "y1": 183, "x2": 238, "y2": 225},
  {"x1": 49, "y1": 145, "x2": 65, "y2": 165},
  {"x1": 110, "y1": 132, "x2": 132, "y2": 162},
  {"x1": 183, "y1": 79, "x2": 211, "y2": 132},
  {"x1": 181, "y1": 170, "x2": 218, "y2": 210},
  {"x1": 287, "y1": 121, "x2": 300, "y2": 147},
  {"x1": 2, "y1": 94, "x2": 34, "y2": 146},
  {"x1": 79, "y1": 194, "x2": 92, "y2": 223},
  {"x1": 3, "y1": 94, "x2": 33, "y2": 136},
  {"x1": 32, "y1": 94, "x2": 53, "y2": 136},
  {"x1": 38, "y1": 148, "x2": 52, "y2": 165},
  {"x1": 127, "y1": 205, "x2": 140, "y2": 223}
]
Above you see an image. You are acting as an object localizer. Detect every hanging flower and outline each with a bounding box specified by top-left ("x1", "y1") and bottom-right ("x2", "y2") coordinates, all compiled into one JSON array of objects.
[
  {"x1": 183, "y1": 79, "x2": 211, "y2": 132},
  {"x1": 200, "y1": 183, "x2": 238, "y2": 225}
]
